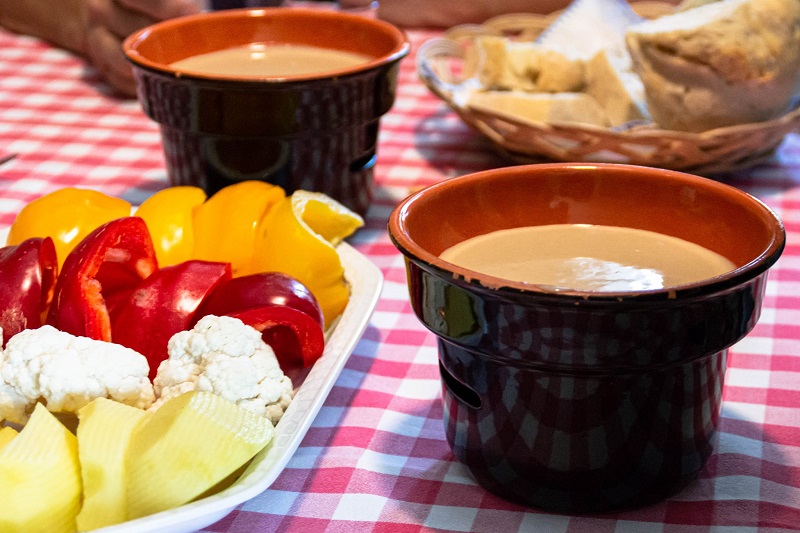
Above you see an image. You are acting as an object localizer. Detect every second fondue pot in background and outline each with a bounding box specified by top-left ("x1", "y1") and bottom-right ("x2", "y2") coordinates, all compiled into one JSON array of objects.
[
  {"x1": 388, "y1": 163, "x2": 785, "y2": 513},
  {"x1": 123, "y1": 8, "x2": 409, "y2": 216}
]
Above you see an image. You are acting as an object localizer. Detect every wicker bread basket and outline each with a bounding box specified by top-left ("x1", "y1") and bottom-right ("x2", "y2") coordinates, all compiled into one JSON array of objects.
[{"x1": 416, "y1": 2, "x2": 800, "y2": 174}]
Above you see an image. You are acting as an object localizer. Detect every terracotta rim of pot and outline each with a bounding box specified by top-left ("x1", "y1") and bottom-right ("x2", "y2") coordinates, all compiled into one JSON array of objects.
[
  {"x1": 123, "y1": 7, "x2": 410, "y2": 83},
  {"x1": 388, "y1": 163, "x2": 786, "y2": 303}
]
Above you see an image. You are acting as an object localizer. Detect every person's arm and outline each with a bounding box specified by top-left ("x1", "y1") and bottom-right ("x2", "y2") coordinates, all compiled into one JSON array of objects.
[
  {"x1": 348, "y1": 0, "x2": 685, "y2": 28},
  {"x1": 0, "y1": 0, "x2": 201, "y2": 97},
  {"x1": 0, "y1": 0, "x2": 88, "y2": 54},
  {"x1": 372, "y1": 0, "x2": 572, "y2": 27}
]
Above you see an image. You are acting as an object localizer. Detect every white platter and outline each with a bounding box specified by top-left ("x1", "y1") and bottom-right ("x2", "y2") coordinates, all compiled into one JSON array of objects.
[{"x1": 0, "y1": 230, "x2": 383, "y2": 533}]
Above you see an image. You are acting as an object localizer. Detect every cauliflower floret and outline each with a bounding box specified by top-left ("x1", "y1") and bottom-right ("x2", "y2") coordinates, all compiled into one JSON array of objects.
[
  {"x1": 152, "y1": 315, "x2": 294, "y2": 425},
  {"x1": 0, "y1": 381, "x2": 28, "y2": 425},
  {"x1": 0, "y1": 325, "x2": 155, "y2": 425}
]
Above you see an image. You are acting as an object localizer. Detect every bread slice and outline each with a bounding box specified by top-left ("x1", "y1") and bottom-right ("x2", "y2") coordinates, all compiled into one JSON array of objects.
[
  {"x1": 466, "y1": 90, "x2": 610, "y2": 127},
  {"x1": 470, "y1": 36, "x2": 585, "y2": 93},
  {"x1": 585, "y1": 48, "x2": 649, "y2": 126},
  {"x1": 626, "y1": 0, "x2": 800, "y2": 132}
]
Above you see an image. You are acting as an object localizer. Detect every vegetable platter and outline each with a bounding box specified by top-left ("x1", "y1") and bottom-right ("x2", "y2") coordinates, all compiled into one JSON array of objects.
[
  {"x1": 0, "y1": 181, "x2": 383, "y2": 532},
  {"x1": 0, "y1": 221, "x2": 383, "y2": 533}
]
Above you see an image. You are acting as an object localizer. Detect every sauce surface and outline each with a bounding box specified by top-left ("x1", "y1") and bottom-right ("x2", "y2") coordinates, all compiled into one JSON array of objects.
[
  {"x1": 439, "y1": 224, "x2": 736, "y2": 291},
  {"x1": 170, "y1": 43, "x2": 371, "y2": 77}
]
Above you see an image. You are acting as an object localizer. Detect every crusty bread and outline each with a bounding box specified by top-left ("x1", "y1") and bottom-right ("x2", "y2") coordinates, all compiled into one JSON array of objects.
[
  {"x1": 626, "y1": 0, "x2": 800, "y2": 132},
  {"x1": 466, "y1": 90, "x2": 610, "y2": 127},
  {"x1": 470, "y1": 36, "x2": 585, "y2": 93},
  {"x1": 585, "y1": 47, "x2": 649, "y2": 126}
]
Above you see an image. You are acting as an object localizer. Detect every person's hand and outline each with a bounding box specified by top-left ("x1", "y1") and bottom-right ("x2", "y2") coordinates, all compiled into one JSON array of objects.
[{"x1": 83, "y1": 0, "x2": 202, "y2": 96}]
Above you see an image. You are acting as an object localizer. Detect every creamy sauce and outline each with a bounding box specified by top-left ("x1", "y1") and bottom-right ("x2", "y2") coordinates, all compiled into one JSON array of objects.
[
  {"x1": 170, "y1": 43, "x2": 371, "y2": 77},
  {"x1": 439, "y1": 224, "x2": 736, "y2": 291}
]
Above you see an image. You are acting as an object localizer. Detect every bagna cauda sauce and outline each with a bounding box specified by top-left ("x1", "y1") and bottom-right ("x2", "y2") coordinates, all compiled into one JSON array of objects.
[
  {"x1": 170, "y1": 43, "x2": 371, "y2": 77},
  {"x1": 439, "y1": 224, "x2": 736, "y2": 292}
]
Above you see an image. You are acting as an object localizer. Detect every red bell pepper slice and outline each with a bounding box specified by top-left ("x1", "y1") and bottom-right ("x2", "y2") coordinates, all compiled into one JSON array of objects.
[
  {"x1": 229, "y1": 306, "x2": 325, "y2": 370},
  {"x1": 46, "y1": 217, "x2": 158, "y2": 341},
  {"x1": 195, "y1": 272, "x2": 325, "y2": 368},
  {"x1": 195, "y1": 272, "x2": 324, "y2": 328},
  {"x1": 111, "y1": 260, "x2": 231, "y2": 380},
  {"x1": 0, "y1": 237, "x2": 58, "y2": 345}
]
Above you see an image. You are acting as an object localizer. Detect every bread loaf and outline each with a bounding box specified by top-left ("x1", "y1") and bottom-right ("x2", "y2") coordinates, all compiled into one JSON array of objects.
[
  {"x1": 466, "y1": 90, "x2": 610, "y2": 127},
  {"x1": 626, "y1": 0, "x2": 800, "y2": 132}
]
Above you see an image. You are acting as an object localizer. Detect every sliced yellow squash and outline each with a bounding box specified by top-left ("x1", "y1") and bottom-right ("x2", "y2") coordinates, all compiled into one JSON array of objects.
[
  {"x1": 76, "y1": 398, "x2": 151, "y2": 531},
  {"x1": 126, "y1": 391, "x2": 274, "y2": 520},
  {"x1": 0, "y1": 403, "x2": 81, "y2": 533},
  {"x1": 0, "y1": 426, "x2": 18, "y2": 452}
]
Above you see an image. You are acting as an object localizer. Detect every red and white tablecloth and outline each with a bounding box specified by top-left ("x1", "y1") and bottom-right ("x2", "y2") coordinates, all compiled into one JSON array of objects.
[{"x1": 1, "y1": 26, "x2": 799, "y2": 532}]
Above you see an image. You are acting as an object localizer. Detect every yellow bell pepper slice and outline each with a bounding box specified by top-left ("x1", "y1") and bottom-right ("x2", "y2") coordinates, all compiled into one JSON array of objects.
[
  {"x1": 136, "y1": 186, "x2": 207, "y2": 267},
  {"x1": 7, "y1": 188, "x2": 131, "y2": 268},
  {"x1": 253, "y1": 190, "x2": 364, "y2": 328},
  {"x1": 192, "y1": 181, "x2": 286, "y2": 276}
]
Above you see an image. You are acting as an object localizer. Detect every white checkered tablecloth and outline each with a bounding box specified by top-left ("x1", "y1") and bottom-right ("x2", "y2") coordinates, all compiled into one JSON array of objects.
[{"x1": 1, "y1": 26, "x2": 799, "y2": 532}]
